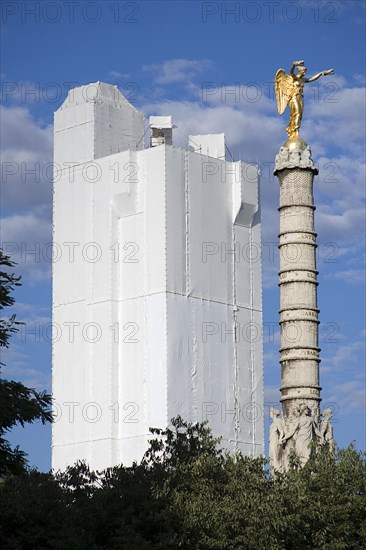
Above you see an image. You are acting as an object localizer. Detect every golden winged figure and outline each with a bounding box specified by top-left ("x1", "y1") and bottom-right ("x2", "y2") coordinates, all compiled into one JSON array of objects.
[{"x1": 275, "y1": 61, "x2": 334, "y2": 143}]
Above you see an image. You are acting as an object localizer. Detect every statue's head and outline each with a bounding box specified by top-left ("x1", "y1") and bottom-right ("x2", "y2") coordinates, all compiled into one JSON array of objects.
[
  {"x1": 323, "y1": 408, "x2": 333, "y2": 418},
  {"x1": 270, "y1": 407, "x2": 280, "y2": 419},
  {"x1": 298, "y1": 66, "x2": 307, "y2": 77},
  {"x1": 298, "y1": 403, "x2": 310, "y2": 416}
]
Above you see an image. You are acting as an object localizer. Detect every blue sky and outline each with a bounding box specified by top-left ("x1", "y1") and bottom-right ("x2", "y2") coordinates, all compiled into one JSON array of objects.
[{"x1": 1, "y1": 0, "x2": 365, "y2": 471}]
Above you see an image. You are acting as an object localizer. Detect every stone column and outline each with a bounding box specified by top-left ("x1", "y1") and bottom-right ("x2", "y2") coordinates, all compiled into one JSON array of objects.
[
  {"x1": 270, "y1": 144, "x2": 328, "y2": 471},
  {"x1": 274, "y1": 145, "x2": 321, "y2": 422}
]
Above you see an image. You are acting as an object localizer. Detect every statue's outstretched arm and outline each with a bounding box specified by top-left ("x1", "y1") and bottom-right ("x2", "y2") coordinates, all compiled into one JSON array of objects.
[{"x1": 306, "y1": 69, "x2": 335, "y2": 82}]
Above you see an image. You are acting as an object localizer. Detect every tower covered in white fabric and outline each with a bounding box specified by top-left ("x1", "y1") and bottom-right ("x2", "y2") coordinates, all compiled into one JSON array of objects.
[{"x1": 52, "y1": 82, "x2": 264, "y2": 471}]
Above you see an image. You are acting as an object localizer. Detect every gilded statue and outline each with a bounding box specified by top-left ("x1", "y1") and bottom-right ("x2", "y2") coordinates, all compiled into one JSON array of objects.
[{"x1": 275, "y1": 60, "x2": 334, "y2": 149}]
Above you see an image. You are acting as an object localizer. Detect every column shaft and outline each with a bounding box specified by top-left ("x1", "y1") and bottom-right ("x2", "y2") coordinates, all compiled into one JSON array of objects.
[{"x1": 276, "y1": 166, "x2": 321, "y2": 422}]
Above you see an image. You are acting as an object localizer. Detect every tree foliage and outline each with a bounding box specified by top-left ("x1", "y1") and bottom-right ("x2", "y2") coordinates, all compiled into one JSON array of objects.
[
  {"x1": 0, "y1": 417, "x2": 365, "y2": 549},
  {"x1": 0, "y1": 249, "x2": 52, "y2": 477},
  {"x1": 0, "y1": 253, "x2": 364, "y2": 547}
]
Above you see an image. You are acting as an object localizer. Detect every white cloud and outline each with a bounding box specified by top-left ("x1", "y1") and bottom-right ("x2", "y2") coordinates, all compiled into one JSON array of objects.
[
  {"x1": 142, "y1": 98, "x2": 281, "y2": 162},
  {"x1": 353, "y1": 73, "x2": 366, "y2": 85},
  {"x1": 324, "y1": 380, "x2": 366, "y2": 414},
  {"x1": 1, "y1": 105, "x2": 53, "y2": 212},
  {"x1": 1, "y1": 345, "x2": 51, "y2": 391},
  {"x1": 324, "y1": 339, "x2": 365, "y2": 370},
  {"x1": 306, "y1": 87, "x2": 366, "y2": 155},
  {"x1": 320, "y1": 336, "x2": 365, "y2": 409},
  {"x1": 1, "y1": 105, "x2": 52, "y2": 159},
  {"x1": 326, "y1": 268, "x2": 365, "y2": 284},
  {"x1": 1, "y1": 106, "x2": 53, "y2": 280},
  {"x1": 315, "y1": 155, "x2": 365, "y2": 207},
  {"x1": 143, "y1": 58, "x2": 215, "y2": 85},
  {"x1": 316, "y1": 207, "x2": 365, "y2": 247},
  {"x1": 1, "y1": 209, "x2": 52, "y2": 282},
  {"x1": 108, "y1": 70, "x2": 131, "y2": 79},
  {"x1": 198, "y1": 83, "x2": 275, "y2": 114},
  {"x1": 318, "y1": 331, "x2": 366, "y2": 416}
]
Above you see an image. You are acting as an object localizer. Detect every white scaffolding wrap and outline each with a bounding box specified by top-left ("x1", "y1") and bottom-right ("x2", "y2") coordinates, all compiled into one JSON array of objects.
[{"x1": 52, "y1": 83, "x2": 264, "y2": 471}]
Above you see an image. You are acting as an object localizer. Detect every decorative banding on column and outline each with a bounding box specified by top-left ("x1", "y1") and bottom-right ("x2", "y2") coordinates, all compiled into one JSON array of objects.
[
  {"x1": 279, "y1": 273, "x2": 318, "y2": 284},
  {"x1": 279, "y1": 316, "x2": 319, "y2": 324},
  {"x1": 278, "y1": 229, "x2": 317, "y2": 237},
  {"x1": 280, "y1": 354, "x2": 320, "y2": 363},
  {"x1": 280, "y1": 344, "x2": 320, "y2": 352},
  {"x1": 279, "y1": 268, "x2": 318, "y2": 275},
  {"x1": 278, "y1": 204, "x2": 315, "y2": 211},
  {"x1": 281, "y1": 384, "x2": 321, "y2": 392},
  {"x1": 279, "y1": 306, "x2": 319, "y2": 315},
  {"x1": 280, "y1": 394, "x2": 322, "y2": 403},
  {"x1": 279, "y1": 240, "x2": 317, "y2": 248}
]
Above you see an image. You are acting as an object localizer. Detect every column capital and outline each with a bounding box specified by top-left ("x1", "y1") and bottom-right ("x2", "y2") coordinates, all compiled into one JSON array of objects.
[{"x1": 274, "y1": 144, "x2": 318, "y2": 176}]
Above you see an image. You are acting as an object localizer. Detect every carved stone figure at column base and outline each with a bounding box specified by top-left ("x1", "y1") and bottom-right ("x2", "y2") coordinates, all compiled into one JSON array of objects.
[
  {"x1": 269, "y1": 403, "x2": 334, "y2": 473},
  {"x1": 269, "y1": 407, "x2": 286, "y2": 475}
]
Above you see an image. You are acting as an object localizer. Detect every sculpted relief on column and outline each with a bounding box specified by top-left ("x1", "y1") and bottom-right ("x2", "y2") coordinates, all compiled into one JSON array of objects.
[{"x1": 269, "y1": 405, "x2": 334, "y2": 474}]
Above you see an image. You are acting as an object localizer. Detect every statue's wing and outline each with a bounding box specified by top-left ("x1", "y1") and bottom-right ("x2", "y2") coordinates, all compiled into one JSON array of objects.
[{"x1": 275, "y1": 69, "x2": 293, "y2": 115}]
